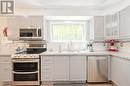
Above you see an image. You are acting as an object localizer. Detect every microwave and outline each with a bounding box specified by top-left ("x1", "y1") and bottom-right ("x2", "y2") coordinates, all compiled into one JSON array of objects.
[{"x1": 19, "y1": 28, "x2": 42, "y2": 40}]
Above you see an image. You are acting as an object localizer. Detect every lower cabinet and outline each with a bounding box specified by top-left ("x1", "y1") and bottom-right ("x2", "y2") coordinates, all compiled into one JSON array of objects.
[
  {"x1": 41, "y1": 56, "x2": 54, "y2": 81},
  {"x1": 0, "y1": 56, "x2": 11, "y2": 82},
  {"x1": 70, "y1": 56, "x2": 86, "y2": 81},
  {"x1": 41, "y1": 55, "x2": 86, "y2": 82},
  {"x1": 111, "y1": 56, "x2": 130, "y2": 86},
  {"x1": 54, "y1": 56, "x2": 69, "y2": 81}
]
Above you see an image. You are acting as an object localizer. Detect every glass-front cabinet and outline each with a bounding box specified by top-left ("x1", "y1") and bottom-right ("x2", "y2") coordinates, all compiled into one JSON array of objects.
[{"x1": 104, "y1": 12, "x2": 119, "y2": 40}]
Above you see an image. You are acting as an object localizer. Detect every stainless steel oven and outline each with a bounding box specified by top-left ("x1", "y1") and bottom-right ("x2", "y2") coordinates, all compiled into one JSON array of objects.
[{"x1": 12, "y1": 55, "x2": 40, "y2": 85}]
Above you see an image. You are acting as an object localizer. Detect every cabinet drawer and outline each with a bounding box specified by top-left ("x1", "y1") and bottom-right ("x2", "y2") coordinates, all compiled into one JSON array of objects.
[
  {"x1": 42, "y1": 67, "x2": 53, "y2": 71},
  {"x1": 42, "y1": 74, "x2": 53, "y2": 80},
  {"x1": 0, "y1": 63, "x2": 11, "y2": 81},
  {"x1": 0, "y1": 57, "x2": 11, "y2": 63},
  {"x1": 42, "y1": 66, "x2": 53, "y2": 74},
  {"x1": 42, "y1": 57, "x2": 53, "y2": 63},
  {"x1": 41, "y1": 71, "x2": 53, "y2": 81}
]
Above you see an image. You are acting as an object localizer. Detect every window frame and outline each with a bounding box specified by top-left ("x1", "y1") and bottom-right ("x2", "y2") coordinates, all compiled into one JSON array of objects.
[{"x1": 46, "y1": 20, "x2": 89, "y2": 43}]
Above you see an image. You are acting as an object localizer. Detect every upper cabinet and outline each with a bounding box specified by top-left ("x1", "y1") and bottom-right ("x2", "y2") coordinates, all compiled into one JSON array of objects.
[
  {"x1": 89, "y1": 16, "x2": 104, "y2": 41},
  {"x1": 7, "y1": 16, "x2": 20, "y2": 40},
  {"x1": 104, "y1": 12, "x2": 119, "y2": 40},
  {"x1": 7, "y1": 16, "x2": 43, "y2": 40},
  {"x1": 119, "y1": 6, "x2": 130, "y2": 39},
  {"x1": 18, "y1": 16, "x2": 43, "y2": 28}
]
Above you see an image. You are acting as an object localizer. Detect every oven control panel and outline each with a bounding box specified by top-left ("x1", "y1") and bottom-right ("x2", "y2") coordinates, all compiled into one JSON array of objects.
[{"x1": 12, "y1": 54, "x2": 39, "y2": 59}]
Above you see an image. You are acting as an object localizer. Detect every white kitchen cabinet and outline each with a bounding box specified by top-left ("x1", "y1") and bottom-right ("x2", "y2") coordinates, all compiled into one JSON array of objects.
[
  {"x1": 54, "y1": 56, "x2": 69, "y2": 81},
  {"x1": 70, "y1": 56, "x2": 86, "y2": 81},
  {"x1": 7, "y1": 16, "x2": 43, "y2": 40},
  {"x1": 28, "y1": 16, "x2": 43, "y2": 28},
  {"x1": 7, "y1": 16, "x2": 19, "y2": 40},
  {"x1": 104, "y1": 12, "x2": 119, "y2": 40},
  {"x1": 89, "y1": 16, "x2": 104, "y2": 41},
  {"x1": 18, "y1": 16, "x2": 43, "y2": 28},
  {"x1": 41, "y1": 56, "x2": 54, "y2": 81},
  {"x1": 111, "y1": 56, "x2": 130, "y2": 86},
  {"x1": 0, "y1": 56, "x2": 11, "y2": 82},
  {"x1": 41, "y1": 55, "x2": 86, "y2": 82},
  {"x1": 119, "y1": 6, "x2": 130, "y2": 39}
]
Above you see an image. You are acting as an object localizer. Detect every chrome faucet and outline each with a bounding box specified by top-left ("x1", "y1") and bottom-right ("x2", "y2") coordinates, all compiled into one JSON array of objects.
[
  {"x1": 68, "y1": 40, "x2": 72, "y2": 51},
  {"x1": 58, "y1": 43, "x2": 62, "y2": 52}
]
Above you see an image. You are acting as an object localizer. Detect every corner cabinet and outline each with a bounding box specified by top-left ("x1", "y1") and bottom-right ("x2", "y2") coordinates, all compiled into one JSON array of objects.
[
  {"x1": 0, "y1": 56, "x2": 11, "y2": 82},
  {"x1": 104, "y1": 12, "x2": 119, "y2": 40},
  {"x1": 89, "y1": 16, "x2": 104, "y2": 41},
  {"x1": 119, "y1": 6, "x2": 130, "y2": 39},
  {"x1": 111, "y1": 56, "x2": 130, "y2": 86},
  {"x1": 41, "y1": 55, "x2": 86, "y2": 82}
]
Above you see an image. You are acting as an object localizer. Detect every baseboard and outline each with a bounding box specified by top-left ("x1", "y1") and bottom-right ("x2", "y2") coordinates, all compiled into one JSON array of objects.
[{"x1": 41, "y1": 81, "x2": 86, "y2": 85}]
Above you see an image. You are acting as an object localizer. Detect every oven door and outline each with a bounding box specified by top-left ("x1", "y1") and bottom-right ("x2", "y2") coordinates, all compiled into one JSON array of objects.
[
  {"x1": 12, "y1": 59, "x2": 39, "y2": 72},
  {"x1": 13, "y1": 72, "x2": 38, "y2": 81},
  {"x1": 13, "y1": 72, "x2": 40, "y2": 85}
]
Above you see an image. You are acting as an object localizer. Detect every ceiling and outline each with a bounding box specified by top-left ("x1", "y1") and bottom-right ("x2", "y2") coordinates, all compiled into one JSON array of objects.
[{"x1": 15, "y1": 0, "x2": 124, "y2": 9}]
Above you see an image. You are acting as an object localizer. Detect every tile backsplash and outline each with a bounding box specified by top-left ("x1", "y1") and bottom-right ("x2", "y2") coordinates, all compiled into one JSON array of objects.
[
  {"x1": 119, "y1": 42, "x2": 130, "y2": 53},
  {"x1": 47, "y1": 42, "x2": 105, "y2": 52}
]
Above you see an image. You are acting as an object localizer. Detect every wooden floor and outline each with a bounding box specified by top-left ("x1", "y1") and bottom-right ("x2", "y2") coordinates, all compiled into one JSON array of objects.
[
  {"x1": 41, "y1": 83, "x2": 113, "y2": 86},
  {"x1": 0, "y1": 84, "x2": 112, "y2": 86},
  {"x1": 1, "y1": 83, "x2": 113, "y2": 86}
]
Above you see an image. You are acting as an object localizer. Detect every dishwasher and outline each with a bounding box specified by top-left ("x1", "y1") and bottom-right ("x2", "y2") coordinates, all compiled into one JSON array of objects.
[{"x1": 87, "y1": 56, "x2": 108, "y2": 83}]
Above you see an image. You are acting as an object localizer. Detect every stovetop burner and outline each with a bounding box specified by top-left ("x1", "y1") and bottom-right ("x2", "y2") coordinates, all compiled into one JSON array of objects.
[{"x1": 16, "y1": 48, "x2": 47, "y2": 54}]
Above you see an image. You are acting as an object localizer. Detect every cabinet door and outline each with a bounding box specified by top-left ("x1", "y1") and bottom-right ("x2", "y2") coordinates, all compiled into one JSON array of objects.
[
  {"x1": 54, "y1": 56, "x2": 69, "y2": 81},
  {"x1": 89, "y1": 16, "x2": 104, "y2": 41},
  {"x1": 18, "y1": 16, "x2": 29, "y2": 27},
  {"x1": 111, "y1": 57, "x2": 130, "y2": 86},
  {"x1": 29, "y1": 16, "x2": 43, "y2": 28},
  {"x1": 0, "y1": 63, "x2": 11, "y2": 81},
  {"x1": 7, "y1": 16, "x2": 19, "y2": 40},
  {"x1": 120, "y1": 6, "x2": 130, "y2": 39},
  {"x1": 41, "y1": 56, "x2": 54, "y2": 81},
  {"x1": 94, "y1": 16, "x2": 104, "y2": 41},
  {"x1": 104, "y1": 15, "x2": 112, "y2": 38},
  {"x1": 70, "y1": 56, "x2": 86, "y2": 81},
  {"x1": 104, "y1": 13, "x2": 119, "y2": 39}
]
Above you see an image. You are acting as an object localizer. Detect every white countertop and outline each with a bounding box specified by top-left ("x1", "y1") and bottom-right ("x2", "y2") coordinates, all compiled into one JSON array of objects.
[
  {"x1": 41, "y1": 51, "x2": 109, "y2": 56},
  {"x1": 41, "y1": 51, "x2": 130, "y2": 60},
  {"x1": 0, "y1": 51, "x2": 130, "y2": 61}
]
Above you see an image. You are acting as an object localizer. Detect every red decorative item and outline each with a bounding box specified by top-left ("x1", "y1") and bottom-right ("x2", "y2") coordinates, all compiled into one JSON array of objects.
[
  {"x1": 105, "y1": 39, "x2": 119, "y2": 52},
  {"x1": 3, "y1": 27, "x2": 8, "y2": 37}
]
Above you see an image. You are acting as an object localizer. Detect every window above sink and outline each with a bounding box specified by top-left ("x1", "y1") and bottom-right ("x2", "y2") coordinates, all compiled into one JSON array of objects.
[{"x1": 44, "y1": 16, "x2": 92, "y2": 43}]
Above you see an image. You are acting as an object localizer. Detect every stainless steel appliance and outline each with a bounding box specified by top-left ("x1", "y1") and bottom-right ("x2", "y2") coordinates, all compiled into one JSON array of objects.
[
  {"x1": 88, "y1": 56, "x2": 108, "y2": 83},
  {"x1": 19, "y1": 27, "x2": 42, "y2": 40},
  {"x1": 12, "y1": 54, "x2": 40, "y2": 85}
]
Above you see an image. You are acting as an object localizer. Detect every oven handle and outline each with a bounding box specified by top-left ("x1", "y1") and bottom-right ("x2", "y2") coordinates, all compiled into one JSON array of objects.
[
  {"x1": 13, "y1": 71, "x2": 39, "y2": 74},
  {"x1": 12, "y1": 59, "x2": 39, "y2": 63}
]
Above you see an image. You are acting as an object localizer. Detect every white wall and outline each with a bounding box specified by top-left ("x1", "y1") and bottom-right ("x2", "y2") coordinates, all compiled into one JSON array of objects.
[{"x1": 0, "y1": 17, "x2": 15, "y2": 55}]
